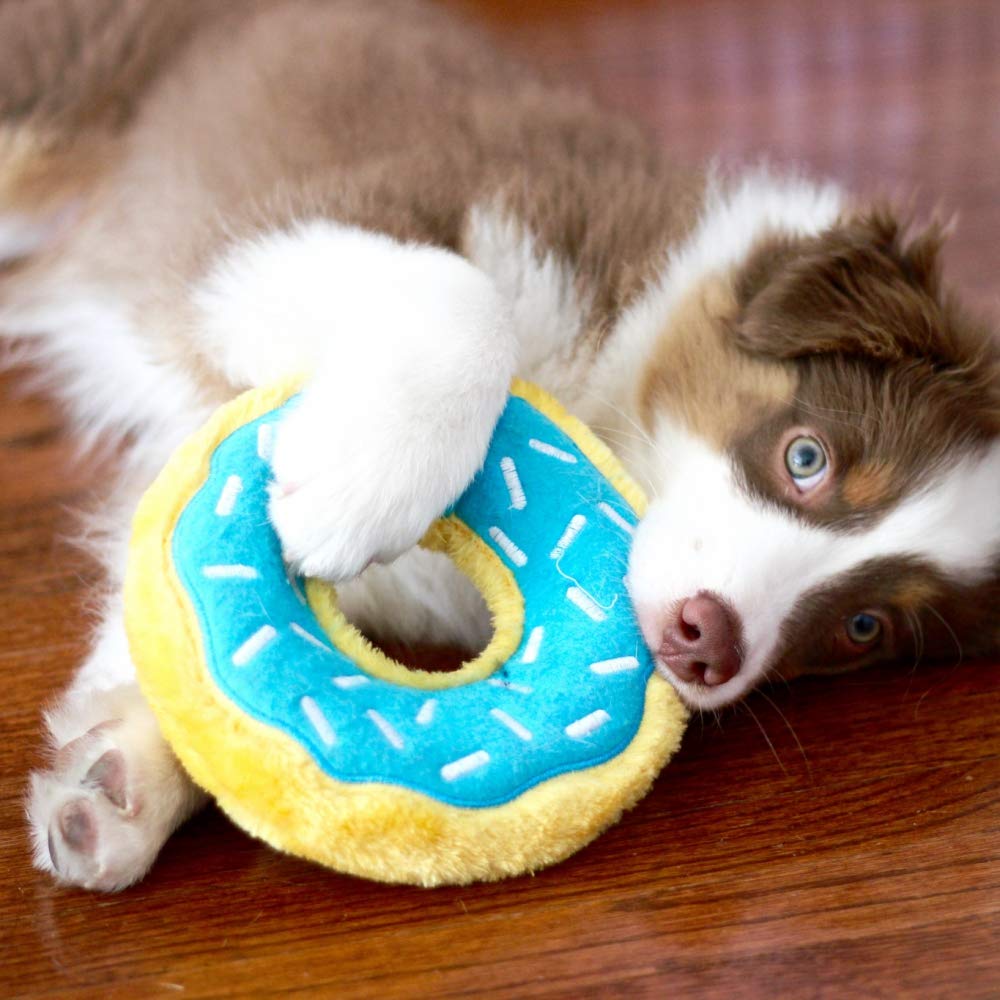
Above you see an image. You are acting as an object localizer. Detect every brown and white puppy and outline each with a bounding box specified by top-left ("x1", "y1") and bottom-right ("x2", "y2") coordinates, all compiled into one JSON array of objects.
[
  {"x1": 1, "y1": 0, "x2": 997, "y2": 891},
  {"x1": 627, "y1": 211, "x2": 1000, "y2": 706}
]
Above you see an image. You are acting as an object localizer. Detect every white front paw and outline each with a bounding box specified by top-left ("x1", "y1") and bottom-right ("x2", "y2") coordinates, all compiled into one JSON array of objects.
[
  {"x1": 268, "y1": 251, "x2": 515, "y2": 582},
  {"x1": 268, "y1": 397, "x2": 453, "y2": 581}
]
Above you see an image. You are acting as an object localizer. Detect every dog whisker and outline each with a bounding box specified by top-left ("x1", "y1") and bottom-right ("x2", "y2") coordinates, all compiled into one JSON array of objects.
[
  {"x1": 578, "y1": 387, "x2": 670, "y2": 468},
  {"x1": 901, "y1": 606, "x2": 926, "y2": 701},
  {"x1": 756, "y1": 689, "x2": 811, "y2": 779},
  {"x1": 921, "y1": 602, "x2": 964, "y2": 666},
  {"x1": 904, "y1": 606, "x2": 925, "y2": 671},
  {"x1": 740, "y1": 701, "x2": 788, "y2": 776}
]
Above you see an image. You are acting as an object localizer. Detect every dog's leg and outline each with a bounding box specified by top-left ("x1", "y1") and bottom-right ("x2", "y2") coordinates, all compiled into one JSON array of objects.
[
  {"x1": 25, "y1": 221, "x2": 515, "y2": 890},
  {"x1": 27, "y1": 595, "x2": 208, "y2": 892},
  {"x1": 195, "y1": 220, "x2": 518, "y2": 584}
]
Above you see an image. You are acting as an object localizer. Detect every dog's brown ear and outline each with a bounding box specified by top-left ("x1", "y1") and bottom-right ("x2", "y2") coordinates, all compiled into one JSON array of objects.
[{"x1": 733, "y1": 208, "x2": 952, "y2": 363}]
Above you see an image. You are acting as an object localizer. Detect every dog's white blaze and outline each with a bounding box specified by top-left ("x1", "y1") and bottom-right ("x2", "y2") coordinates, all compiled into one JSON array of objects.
[
  {"x1": 865, "y1": 441, "x2": 1000, "y2": 580},
  {"x1": 231, "y1": 624, "x2": 277, "y2": 666},
  {"x1": 565, "y1": 709, "x2": 611, "y2": 739}
]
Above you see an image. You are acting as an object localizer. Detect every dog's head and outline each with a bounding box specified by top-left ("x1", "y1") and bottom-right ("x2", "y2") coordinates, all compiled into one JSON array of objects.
[{"x1": 627, "y1": 206, "x2": 1000, "y2": 709}]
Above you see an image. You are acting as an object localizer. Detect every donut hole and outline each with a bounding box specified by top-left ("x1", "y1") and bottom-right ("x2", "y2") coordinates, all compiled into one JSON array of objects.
[
  {"x1": 306, "y1": 518, "x2": 522, "y2": 689},
  {"x1": 332, "y1": 546, "x2": 495, "y2": 675}
]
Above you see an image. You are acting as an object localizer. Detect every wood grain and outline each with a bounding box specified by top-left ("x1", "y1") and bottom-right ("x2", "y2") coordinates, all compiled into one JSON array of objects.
[{"x1": 1, "y1": 1, "x2": 998, "y2": 996}]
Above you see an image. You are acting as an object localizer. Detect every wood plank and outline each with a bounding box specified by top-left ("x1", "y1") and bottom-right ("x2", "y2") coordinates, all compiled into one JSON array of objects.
[{"x1": 1, "y1": 1, "x2": 998, "y2": 996}]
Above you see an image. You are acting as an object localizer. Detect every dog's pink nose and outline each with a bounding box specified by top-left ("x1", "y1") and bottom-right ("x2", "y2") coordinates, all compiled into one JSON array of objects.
[{"x1": 659, "y1": 594, "x2": 742, "y2": 687}]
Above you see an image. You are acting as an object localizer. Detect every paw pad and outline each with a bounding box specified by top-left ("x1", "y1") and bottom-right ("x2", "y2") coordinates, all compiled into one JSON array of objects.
[
  {"x1": 84, "y1": 748, "x2": 130, "y2": 812},
  {"x1": 57, "y1": 799, "x2": 97, "y2": 853}
]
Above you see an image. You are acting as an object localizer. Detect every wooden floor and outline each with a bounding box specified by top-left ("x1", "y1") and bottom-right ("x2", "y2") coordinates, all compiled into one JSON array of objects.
[{"x1": 2, "y1": 1, "x2": 998, "y2": 996}]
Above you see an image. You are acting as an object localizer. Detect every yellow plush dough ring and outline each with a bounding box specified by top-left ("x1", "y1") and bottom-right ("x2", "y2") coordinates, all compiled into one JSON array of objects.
[{"x1": 125, "y1": 379, "x2": 687, "y2": 886}]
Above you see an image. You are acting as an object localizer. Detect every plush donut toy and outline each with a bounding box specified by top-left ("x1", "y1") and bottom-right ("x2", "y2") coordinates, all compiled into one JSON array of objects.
[{"x1": 124, "y1": 378, "x2": 687, "y2": 886}]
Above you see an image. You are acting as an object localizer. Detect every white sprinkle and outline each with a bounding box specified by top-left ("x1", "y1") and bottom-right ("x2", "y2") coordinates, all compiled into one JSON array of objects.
[
  {"x1": 366, "y1": 709, "x2": 404, "y2": 750},
  {"x1": 201, "y1": 564, "x2": 259, "y2": 580},
  {"x1": 290, "y1": 622, "x2": 331, "y2": 652},
  {"x1": 490, "y1": 708, "x2": 533, "y2": 741},
  {"x1": 566, "y1": 586, "x2": 607, "y2": 622},
  {"x1": 215, "y1": 475, "x2": 243, "y2": 516},
  {"x1": 332, "y1": 674, "x2": 370, "y2": 690},
  {"x1": 521, "y1": 626, "x2": 544, "y2": 664},
  {"x1": 257, "y1": 423, "x2": 274, "y2": 461},
  {"x1": 286, "y1": 567, "x2": 308, "y2": 606},
  {"x1": 500, "y1": 456, "x2": 527, "y2": 510},
  {"x1": 441, "y1": 750, "x2": 490, "y2": 782},
  {"x1": 487, "y1": 678, "x2": 534, "y2": 695},
  {"x1": 416, "y1": 699, "x2": 437, "y2": 725},
  {"x1": 550, "y1": 514, "x2": 586, "y2": 560},
  {"x1": 231, "y1": 624, "x2": 277, "y2": 666},
  {"x1": 590, "y1": 655, "x2": 640, "y2": 675},
  {"x1": 300, "y1": 696, "x2": 336, "y2": 746},
  {"x1": 565, "y1": 709, "x2": 611, "y2": 739},
  {"x1": 529, "y1": 438, "x2": 577, "y2": 463},
  {"x1": 488, "y1": 526, "x2": 528, "y2": 567},
  {"x1": 597, "y1": 501, "x2": 635, "y2": 536}
]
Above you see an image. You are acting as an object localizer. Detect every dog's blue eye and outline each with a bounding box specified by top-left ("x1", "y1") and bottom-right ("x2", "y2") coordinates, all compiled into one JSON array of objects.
[
  {"x1": 846, "y1": 613, "x2": 882, "y2": 645},
  {"x1": 784, "y1": 435, "x2": 827, "y2": 487}
]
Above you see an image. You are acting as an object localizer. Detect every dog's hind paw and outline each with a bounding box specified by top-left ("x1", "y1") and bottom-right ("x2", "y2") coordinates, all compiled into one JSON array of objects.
[
  {"x1": 28, "y1": 698, "x2": 207, "y2": 893},
  {"x1": 28, "y1": 721, "x2": 161, "y2": 892}
]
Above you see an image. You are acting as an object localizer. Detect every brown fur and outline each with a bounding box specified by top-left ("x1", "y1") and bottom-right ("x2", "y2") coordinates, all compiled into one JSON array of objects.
[
  {"x1": 724, "y1": 215, "x2": 1000, "y2": 676},
  {"x1": 1, "y1": 0, "x2": 997, "y2": 687},
  {"x1": 0, "y1": 0, "x2": 216, "y2": 131},
  {"x1": 0, "y1": 0, "x2": 706, "y2": 388},
  {"x1": 735, "y1": 211, "x2": 999, "y2": 438},
  {"x1": 635, "y1": 205, "x2": 999, "y2": 680},
  {"x1": 718, "y1": 212, "x2": 1000, "y2": 528},
  {"x1": 639, "y1": 278, "x2": 798, "y2": 448},
  {"x1": 841, "y1": 462, "x2": 896, "y2": 509},
  {"x1": 893, "y1": 578, "x2": 941, "y2": 613},
  {"x1": 773, "y1": 556, "x2": 1000, "y2": 681},
  {"x1": 0, "y1": 0, "x2": 236, "y2": 212}
]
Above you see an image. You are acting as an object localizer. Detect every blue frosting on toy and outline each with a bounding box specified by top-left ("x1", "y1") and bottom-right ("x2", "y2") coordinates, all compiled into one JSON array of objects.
[{"x1": 172, "y1": 394, "x2": 655, "y2": 808}]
